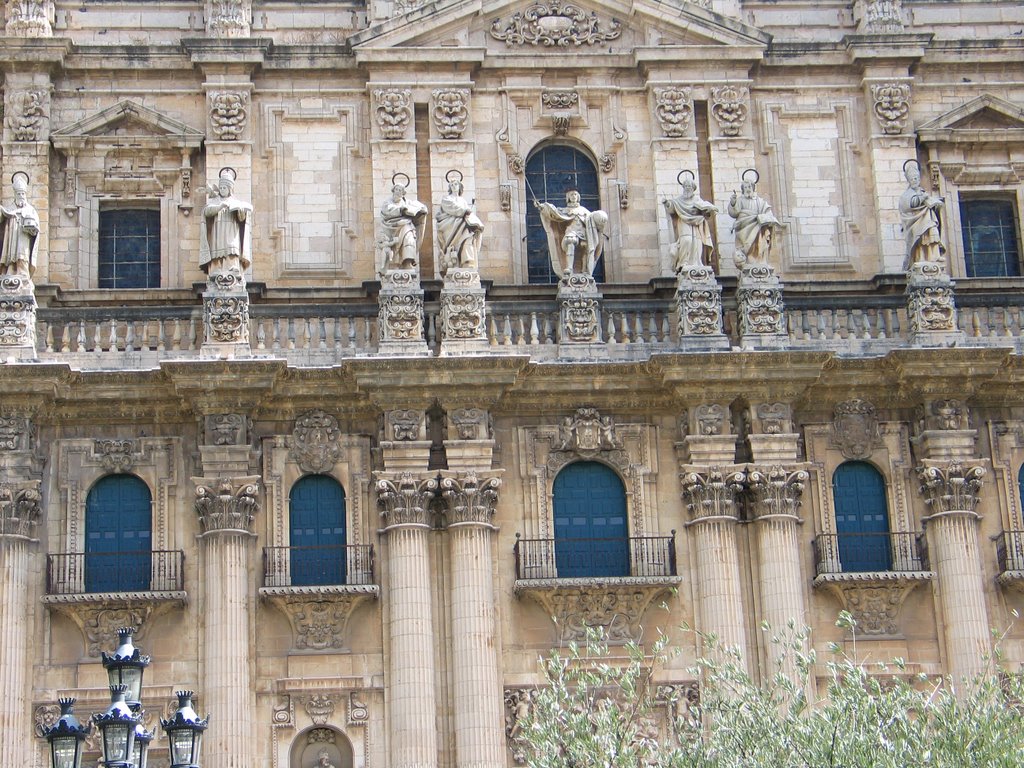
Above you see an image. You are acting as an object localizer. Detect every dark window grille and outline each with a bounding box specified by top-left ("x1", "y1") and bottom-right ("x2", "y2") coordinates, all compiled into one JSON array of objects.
[
  {"x1": 99, "y1": 208, "x2": 161, "y2": 288},
  {"x1": 960, "y1": 198, "x2": 1021, "y2": 278}
]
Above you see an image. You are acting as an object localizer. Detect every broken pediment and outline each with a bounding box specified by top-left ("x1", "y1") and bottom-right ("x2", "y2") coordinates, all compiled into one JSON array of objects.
[
  {"x1": 918, "y1": 94, "x2": 1024, "y2": 144},
  {"x1": 351, "y1": 0, "x2": 769, "y2": 59},
  {"x1": 51, "y1": 100, "x2": 205, "y2": 151}
]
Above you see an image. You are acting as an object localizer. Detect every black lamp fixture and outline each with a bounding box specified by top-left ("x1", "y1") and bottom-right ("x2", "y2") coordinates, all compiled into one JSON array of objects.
[
  {"x1": 42, "y1": 697, "x2": 91, "y2": 768},
  {"x1": 131, "y1": 719, "x2": 154, "y2": 768},
  {"x1": 101, "y1": 627, "x2": 150, "y2": 708},
  {"x1": 161, "y1": 691, "x2": 209, "y2": 768},
  {"x1": 92, "y1": 684, "x2": 140, "y2": 768}
]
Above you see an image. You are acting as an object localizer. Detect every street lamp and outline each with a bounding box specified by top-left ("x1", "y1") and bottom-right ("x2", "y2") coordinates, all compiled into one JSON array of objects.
[
  {"x1": 161, "y1": 691, "x2": 209, "y2": 768},
  {"x1": 101, "y1": 627, "x2": 150, "y2": 707},
  {"x1": 92, "y1": 684, "x2": 139, "y2": 768},
  {"x1": 132, "y1": 720, "x2": 154, "y2": 768},
  {"x1": 42, "y1": 698, "x2": 91, "y2": 768}
]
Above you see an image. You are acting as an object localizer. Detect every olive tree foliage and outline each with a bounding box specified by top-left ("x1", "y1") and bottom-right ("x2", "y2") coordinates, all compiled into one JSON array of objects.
[{"x1": 515, "y1": 614, "x2": 1024, "y2": 768}]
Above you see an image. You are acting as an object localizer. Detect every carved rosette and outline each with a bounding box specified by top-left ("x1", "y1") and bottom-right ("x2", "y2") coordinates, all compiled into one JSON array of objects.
[
  {"x1": 206, "y1": 0, "x2": 251, "y2": 37},
  {"x1": 675, "y1": 271, "x2": 724, "y2": 337},
  {"x1": 906, "y1": 266, "x2": 957, "y2": 334},
  {"x1": 373, "y1": 89, "x2": 413, "y2": 140},
  {"x1": 855, "y1": 0, "x2": 904, "y2": 32},
  {"x1": 432, "y1": 89, "x2": 470, "y2": 140},
  {"x1": 0, "y1": 481, "x2": 41, "y2": 538},
  {"x1": 519, "y1": 585, "x2": 672, "y2": 644},
  {"x1": 653, "y1": 87, "x2": 693, "y2": 138},
  {"x1": 869, "y1": 82, "x2": 911, "y2": 135},
  {"x1": 5, "y1": 88, "x2": 48, "y2": 141},
  {"x1": 440, "y1": 290, "x2": 486, "y2": 341},
  {"x1": 194, "y1": 477, "x2": 260, "y2": 533},
  {"x1": 917, "y1": 461, "x2": 985, "y2": 516},
  {"x1": 439, "y1": 472, "x2": 501, "y2": 526},
  {"x1": 831, "y1": 399, "x2": 880, "y2": 460},
  {"x1": 0, "y1": 276, "x2": 38, "y2": 348},
  {"x1": 746, "y1": 466, "x2": 808, "y2": 521},
  {"x1": 489, "y1": 1, "x2": 622, "y2": 47},
  {"x1": 710, "y1": 86, "x2": 749, "y2": 138},
  {"x1": 678, "y1": 467, "x2": 745, "y2": 521},
  {"x1": 209, "y1": 91, "x2": 249, "y2": 141},
  {"x1": 376, "y1": 472, "x2": 437, "y2": 528},
  {"x1": 4, "y1": 0, "x2": 53, "y2": 36},
  {"x1": 204, "y1": 294, "x2": 250, "y2": 344},
  {"x1": 290, "y1": 410, "x2": 342, "y2": 473}
]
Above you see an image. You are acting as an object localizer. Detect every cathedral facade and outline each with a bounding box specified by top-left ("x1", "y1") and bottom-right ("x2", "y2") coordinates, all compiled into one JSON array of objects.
[{"x1": 1, "y1": 0, "x2": 1023, "y2": 766}]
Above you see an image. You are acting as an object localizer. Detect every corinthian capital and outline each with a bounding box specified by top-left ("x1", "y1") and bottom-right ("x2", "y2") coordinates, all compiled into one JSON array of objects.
[
  {"x1": 746, "y1": 465, "x2": 809, "y2": 521},
  {"x1": 678, "y1": 467, "x2": 745, "y2": 521},
  {"x1": 376, "y1": 472, "x2": 437, "y2": 528},
  {"x1": 439, "y1": 471, "x2": 501, "y2": 525},
  {"x1": 917, "y1": 461, "x2": 986, "y2": 516},
  {"x1": 0, "y1": 481, "x2": 41, "y2": 537},
  {"x1": 194, "y1": 476, "x2": 260, "y2": 533}
]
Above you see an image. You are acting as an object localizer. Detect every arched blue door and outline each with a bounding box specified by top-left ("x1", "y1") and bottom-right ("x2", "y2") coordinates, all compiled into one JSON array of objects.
[
  {"x1": 525, "y1": 145, "x2": 604, "y2": 284},
  {"x1": 290, "y1": 475, "x2": 346, "y2": 586},
  {"x1": 553, "y1": 462, "x2": 628, "y2": 577},
  {"x1": 832, "y1": 461, "x2": 891, "y2": 571},
  {"x1": 85, "y1": 475, "x2": 152, "y2": 592}
]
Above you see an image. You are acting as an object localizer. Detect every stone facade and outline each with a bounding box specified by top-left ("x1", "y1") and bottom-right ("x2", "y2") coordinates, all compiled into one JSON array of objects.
[{"x1": 2, "y1": 1, "x2": 1024, "y2": 768}]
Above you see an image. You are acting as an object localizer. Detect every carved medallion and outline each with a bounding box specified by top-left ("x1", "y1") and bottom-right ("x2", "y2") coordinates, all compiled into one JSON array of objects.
[
  {"x1": 831, "y1": 399, "x2": 880, "y2": 460},
  {"x1": 490, "y1": 1, "x2": 622, "y2": 47},
  {"x1": 291, "y1": 410, "x2": 342, "y2": 473}
]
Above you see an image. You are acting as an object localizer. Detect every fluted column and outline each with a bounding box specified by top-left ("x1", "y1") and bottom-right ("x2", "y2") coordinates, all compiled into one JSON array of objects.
[
  {"x1": 194, "y1": 476, "x2": 259, "y2": 768},
  {"x1": 917, "y1": 460, "x2": 990, "y2": 681},
  {"x1": 747, "y1": 466, "x2": 809, "y2": 678},
  {"x1": 378, "y1": 472, "x2": 439, "y2": 768},
  {"x1": 0, "y1": 482, "x2": 40, "y2": 768},
  {"x1": 440, "y1": 471, "x2": 504, "y2": 768},
  {"x1": 679, "y1": 467, "x2": 748, "y2": 663}
]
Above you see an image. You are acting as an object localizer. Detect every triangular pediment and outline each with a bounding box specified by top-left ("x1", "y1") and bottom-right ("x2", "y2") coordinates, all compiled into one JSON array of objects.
[
  {"x1": 351, "y1": 0, "x2": 769, "y2": 58},
  {"x1": 52, "y1": 101, "x2": 205, "y2": 150},
  {"x1": 918, "y1": 94, "x2": 1024, "y2": 143}
]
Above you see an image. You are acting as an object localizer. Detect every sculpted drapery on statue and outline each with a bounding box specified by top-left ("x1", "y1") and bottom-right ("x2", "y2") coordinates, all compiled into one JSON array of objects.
[
  {"x1": 536, "y1": 189, "x2": 608, "y2": 279},
  {"x1": 202, "y1": 167, "x2": 253, "y2": 282},
  {"x1": 0, "y1": 172, "x2": 39, "y2": 279},
  {"x1": 435, "y1": 171, "x2": 483, "y2": 275},
  {"x1": 378, "y1": 173, "x2": 429, "y2": 275},
  {"x1": 664, "y1": 171, "x2": 718, "y2": 273},
  {"x1": 899, "y1": 159, "x2": 946, "y2": 269},
  {"x1": 727, "y1": 169, "x2": 779, "y2": 269}
]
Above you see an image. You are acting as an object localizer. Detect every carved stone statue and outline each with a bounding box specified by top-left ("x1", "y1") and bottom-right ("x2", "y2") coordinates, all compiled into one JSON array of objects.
[
  {"x1": 202, "y1": 167, "x2": 253, "y2": 282},
  {"x1": 314, "y1": 750, "x2": 336, "y2": 768},
  {"x1": 536, "y1": 189, "x2": 608, "y2": 279},
  {"x1": 727, "y1": 171, "x2": 779, "y2": 269},
  {"x1": 664, "y1": 172, "x2": 718, "y2": 272},
  {"x1": 435, "y1": 172, "x2": 483, "y2": 275},
  {"x1": 378, "y1": 175, "x2": 428, "y2": 274},
  {"x1": 0, "y1": 172, "x2": 39, "y2": 279},
  {"x1": 899, "y1": 160, "x2": 945, "y2": 268}
]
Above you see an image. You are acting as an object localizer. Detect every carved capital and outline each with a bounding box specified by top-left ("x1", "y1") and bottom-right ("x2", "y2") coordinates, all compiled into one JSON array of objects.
[
  {"x1": 0, "y1": 481, "x2": 41, "y2": 537},
  {"x1": 194, "y1": 476, "x2": 260, "y2": 533},
  {"x1": 678, "y1": 467, "x2": 745, "y2": 521},
  {"x1": 376, "y1": 472, "x2": 437, "y2": 528},
  {"x1": 439, "y1": 471, "x2": 501, "y2": 525},
  {"x1": 746, "y1": 465, "x2": 808, "y2": 521},
  {"x1": 4, "y1": 0, "x2": 53, "y2": 36},
  {"x1": 917, "y1": 461, "x2": 985, "y2": 516}
]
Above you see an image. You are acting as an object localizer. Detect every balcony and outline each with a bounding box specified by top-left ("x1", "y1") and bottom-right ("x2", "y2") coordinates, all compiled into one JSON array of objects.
[
  {"x1": 513, "y1": 535, "x2": 678, "y2": 582},
  {"x1": 261, "y1": 544, "x2": 376, "y2": 590},
  {"x1": 996, "y1": 530, "x2": 1024, "y2": 592},
  {"x1": 44, "y1": 550, "x2": 185, "y2": 598}
]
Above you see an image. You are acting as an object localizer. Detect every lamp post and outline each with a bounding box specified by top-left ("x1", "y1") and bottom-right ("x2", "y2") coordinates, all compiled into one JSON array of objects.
[
  {"x1": 101, "y1": 627, "x2": 150, "y2": 707},
  {"x1": 161, "y1": 691, "x2": 209, "y2": 768},
  {"x1": 41, "y1": 698, "x2": 90, "y2": 768},
  {"x1": 93, "y1": 684, "x2": 139, "y2": 768}
]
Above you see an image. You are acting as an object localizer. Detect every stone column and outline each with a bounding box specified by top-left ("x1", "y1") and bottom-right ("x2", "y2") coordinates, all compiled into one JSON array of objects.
[{"x1": 193, "y1": 467, "x2": 259, "y2": 768}]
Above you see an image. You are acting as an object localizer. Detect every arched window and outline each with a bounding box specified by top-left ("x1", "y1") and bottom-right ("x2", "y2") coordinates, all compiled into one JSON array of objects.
[
  {"x1": 553, "y1": 461, "x2": 628, "y2": 577},
  {"x1": 832, "y1": 461, "x2": 891, "y2": 571},
  {"x1": 289, "y1": 475, "x2": 347, "y2": 586},
  {"x1": 85, "y1": 475, "x2": 152, "y2": 593},
  {"x1": 525, "y1": 144, "x2": 604, "y2": 284}
]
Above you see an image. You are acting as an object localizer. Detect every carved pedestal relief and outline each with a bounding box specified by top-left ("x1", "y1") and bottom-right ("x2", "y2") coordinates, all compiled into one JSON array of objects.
[{"x1": 270, "y1": 685, "x2": 374, "y2": 768}]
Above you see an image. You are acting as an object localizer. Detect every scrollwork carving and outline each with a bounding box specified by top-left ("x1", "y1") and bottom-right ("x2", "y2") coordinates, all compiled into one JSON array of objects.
[
  {"x1": 5, "y1": 88, "x2": 48, "y2": 141},
  {"x1": 304, "y1": 695, "x2": 335, "y2": 725},
  {"x1": 917, "y1": 461, "x2": 985, "y2": 516},
  {"x1": 746, "y1": 465, "x2": 808, "y2": 520},
  {"x1": 373, "y1": 89, "x2": 413, "y2": 140},
  {"x1": 93, "y1": 439, "x2": 138, "y2": 472},
  {"x1": 439, "y1": 472, "x2": 501, "y2": 525},
  {"x1": 205, "y1": 414, "x2": 247, "y2": 447},
  {"x1": 0, "y1": 481, "x2": 41, "y2": 537},
  {"x1": 831, "y1": 399, "x2": 880, "y2": 460},
  {"x1": 694, "y1": 404, "x2": 725, "y2": 436},
  {"x1": 678, "y1": 467, "x2": 745, "y2": 521},
  {"x1": 432, "y1": 89, "x2": 470, "y2": 140},
  {"x1": 489, "y1": 1, "x2": 622, "y2": 47},
  {"x1": 710, "y1": 86, "x2": 748, "y2": 137},
  {"x1": 5, "y1": 0, "x2": 54, "y2": 36},
  {"x1": 653, "y1": 87, "x2": 693, "y2": 138},
  {"x1": 209, "y1": 91, "x2": 249, "y2": 141},
  {"x1": 194, "y1": 477, "x2": 260, "y2": 533},
  {"x1": 376, "y1": 472, "x2": 437, "y2": 527},
  {"x1": 290, "y1": 410, "x2": 342, "y2": 473},
  {"x1": 541, "y1": 90, "x2": 578, "y2": 110},
  {"x1": 870, "y1": 82, "x2": 911, "y2": 135}
]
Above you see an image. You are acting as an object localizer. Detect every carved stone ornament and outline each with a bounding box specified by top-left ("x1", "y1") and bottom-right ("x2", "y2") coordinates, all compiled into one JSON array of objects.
[
  {"x1": 693, "y1": 404, "x2": 725, "y2": 436},
  {"x1": 449, "y1": 408, "x2": 490, "y2": 441},
  {"x1": 928, "y1": 399, "x2": 965, "y2": 431},
  {"x1": 676, "y1": 275, "x2": 724, "y2": 337},
  {"x1": 656, "y1": 683, "x2": 701, "y2": 744},
  {"x1": 209, "y1": 91, "x2": 249, "y2": 141},
  {"x1": 378, "y1": 291, "x2": 424, "y2": 342},
  {"x1": 432, "y1": 89, "x2": 470, "y2": 140},
  {"x1": 304, "y1": 695, "x2": 335, "y2": 725},
  {"x1": 520, "y1": 585, "x2": 672, "y2": 644},
  {"x1": 205, "y1": 413, "x2": 247, "y2": 447},
  {"x1": 503, "y1": 688, "x2": 534, "y2": 764},
  {"x1": 64, "y1": 604, "x2": 155, "y2": 657},
  {"x1": 499, "y1": 184, "x2": 512, "y2": 212},
  {"x1": 710, "y1": 86, "x2": 749, "y2": 138},
  {"x1": 206, "y1": 0, "x2": 251, "y2": 37},
  {"x1": 508, "y1": 153, "x2": 525, "y2": 175},
  {"x1": 855, "y1": 0, "x2": 904, "y2": 33},
  {"x1": 34, "y1": 703, "x2": 61, "y2": 738},
  {"x1": 307, "y1": 728, "x2": 336, "y2": 744},
  {"x1": 204, "y1": 294, "x2": 250, "y2": 344},
  {"x1": 0, "y1": 416, "x2": 31, "y2": 451},
  {"x1": 917, "y1": 461, "x2": 985, "y2": 516},
  {"x1": 290, "y1": 410, "x2": 342, "y2": 473},
  {"x1": 756, "y1": 402, "x2": 792, "y2": 435},
  {"x1": 373, "y1": 89, "x2": 413, "y2": 140},
  {"x1": 598, "y1": 153, "x2": 615, "y2": 173},
  {"x1": 0, "y1": 481, "x2": 41, "y2": 537},
  {"x1": 737, "y1": 267, "x2": 785, "y2": 337},
  {"x1": 0, "y1": 278, "x2": 37, "y2": 348},
  {"x1": 489, "y1": 1, "x2": 623, "y2": 47},
  {"x1": 678, "y1": 467, "x2": 746, "y2": 521},
  {"x1": 541, "y1": 90, "x2": 579, "y2": 110},
  {"x1": 548, "y1": 407, "x2": 628, "y2": 471},
  {"x1": 746, "y1": 465, "x2": 808, "y2": 520},
  {"x1": 831, "y1": 399, "x2": 880, "y2": 460},
  {"x1": 387, "y1": 410, "x2": 423, "y2": 442},
  {"x1": 5, "y1": 88, "x2": 48, "y2": 141},
  {"x1": 815, "y1": 574, "x2": 930, "y2": 636},
  {"x1": 93, "y1": 439, "x2": 138, "y2": 472},
  {"x1": 551, "y1": 115, "x2": 571, "y2": 137},
  {"x1": 348, "y1": 692, "x2": 369, "y2": 725},
  {"x1": 906, "y1": 275, "x2": 956, "y2": 334},
  {"x1": 439, "y1": 472, "x2": 501, "y2": 525},
  {"x1": 261, "y1": 591, "x2": 378, "y2": 651},
  {"x1": 654, "y1": 87, "x2": 693, "y2": 138},
  {"x1": 870, "y1": 83, "x2": 911, "y2": 136},
  {"x1": 5, "y1": 0, "x2": 54, "y2": 36},
  {"x1": 617, "y1": 183, "x2": 629, "y2": 210},
  {"x1": 376, "y1": 472, "x2": 437, "y2": 527},
  {"x1": 440, "y1": 289, "x2": 486, "y2": 341},
  {"x1": 194, "y1": 477, "x2": 260, "y2": 533}
]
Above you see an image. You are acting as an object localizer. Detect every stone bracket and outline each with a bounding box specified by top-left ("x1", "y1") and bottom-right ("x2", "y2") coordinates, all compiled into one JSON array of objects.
[
  {"x1": 812, "y1": 571, "x2": 932, "y2": 637},
  {"x1": 260, "y1": 585, "x2": 380, "y2": 651},
  {"x1": 42, "y1": 593, "x2": 186, "y2": 657}
]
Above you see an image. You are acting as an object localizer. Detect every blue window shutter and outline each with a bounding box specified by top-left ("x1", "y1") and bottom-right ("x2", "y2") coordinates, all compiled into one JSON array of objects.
[
  {"x1": 289, "y1": 475, "x2": 347, "y2": 586},
  {"x1": 553, "y1": 461, "x2": 628, "y2": 577},
  {"x1": 85, "y1": 475, "x2": 152, "y2": 592}
]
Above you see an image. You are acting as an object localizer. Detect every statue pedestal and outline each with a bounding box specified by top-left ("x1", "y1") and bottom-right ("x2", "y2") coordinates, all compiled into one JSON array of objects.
[
  {"x1": 557, "y1": 273, "x2": 607, "y2": 358},
  {"x1": 0, "y1": 276, "x2": 37, "y2": 356},
  {"x1": 378, "y1": 269, "x2": 429, "y2": 356},
  {"x1": 674, "y1": 266, "x2": 730, "y2": 351},
  {"x1": 736, "y1": 264, "x2": 787, "y2": 349},
  {"x1": 906, "y1": 262, "x2": 964, "y2": 347},
  {"x1": 201, "y1": 272, "x2": 251, "y2": 358},
  {"x1": 440, "y1": 269, "x2": 487, "y2": 356}
]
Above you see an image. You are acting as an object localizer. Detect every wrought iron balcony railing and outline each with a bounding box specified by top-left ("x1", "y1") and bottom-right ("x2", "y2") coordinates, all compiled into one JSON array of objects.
[
  {"x1": 46, "y1": 550, "x2": 185, "y2": 595},
  {"x1": 513, "y1": 535, "x2": 677, "y2": 581},
  {"x1": 996, "y1": 530, "x2": 1024, "y2": 573},
  {"x1": 813, "y1": 532, "x2": 928, "y2": 576},
  {"x1": 262, "y1": 544, "x2": 375, "y2": 588}
]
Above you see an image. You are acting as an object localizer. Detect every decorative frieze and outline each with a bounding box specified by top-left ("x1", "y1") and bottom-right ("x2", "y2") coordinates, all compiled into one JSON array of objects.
[
  {"x1": 870, "y1": 82, "x2": 911, "y2": 136},
  {"x1": 376, "y1": 472, "x2": 437, "y2": 527},
  {"x1": 746, "y1": 465, "x2": 808, "y2": 520},
  {"x1": 0, "y1": 481, "x2": 41, "y2": 537},
  {"x1": 290, "y1": 410, "x2": 342, "y2": 473},
  {"x1": 831, "y1": 399, "x2": 880, "y2": 460},
  {"x1": 373, "y1": 89, "x2": 413, "y2": 140},
  {"x1": 194, "y1": 477, "x2": 260, "y2": 533},
  {"x1": 4, "y1": 0, "x2": 53, "y2": 36},
  {"x1": 710, "y1": 85, "x2": 749, "y2": 137},
  {"x1": 653, "y1": 87, "x2": 693, "y2": 138},
  {"x1": 917, "y1": 461, "x2": 985, "y2": 515},
  {"x1": 755, "y1": 402, "x2": 792, "y2": 435},
  {"x1": 432, "y1": 89, "x2": 470, "y2": 140},
  {"x1": 439, "y1": 472, "x2": 501, "y2": 525},
  {"x1": 678, "y1": 467, "x2": 745, "y2": 521},
  {"x1": 489, "y1": 2, "x2": 622, "y2": 47},
  {"x1": 209, "y1": 91, "x2": 249, "y2": 141},
  {"x1": 5, "y1": 88, "x2": 48, "y2": 141},
  {"x1": 541, "y1": 91, "x2": 578, "y2": 110},
  {"x1": 814, "y1": 574, "x2": 932, "y2": 636}
]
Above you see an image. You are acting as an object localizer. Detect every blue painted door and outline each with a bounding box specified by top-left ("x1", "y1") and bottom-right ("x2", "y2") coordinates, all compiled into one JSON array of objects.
[
  {"x1": 832, "y1": 461, "x2": 891, "y2": 571},
  {"x1": 290, "y1": 475, "x2": 346, "y2": 586},
  {"x1": 85, "y1": 475, "x2": 152, "y2": 592},
  {"x1": 553, "y1": 462, "x2": 629, "y2": 578}
]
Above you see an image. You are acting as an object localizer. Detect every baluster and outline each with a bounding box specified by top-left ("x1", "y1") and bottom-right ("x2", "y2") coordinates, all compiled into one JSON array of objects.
[
  {"x1": 317, "y1": 318, "x2": 327, "y2": 350},
  {"x1": 648, "y1": 313, "x2": 659, "y2": 343},
  {"x1": 814, "y1": 310, "x2": 826, "y2": 340},
  {"x1": 346, "y1": 317, "x2": 357, "y2": 350},
  {"x1": 971, "y1": 310, "x2": 982, "y2": 338},
  {"x1": 187, "y1": 318, "x2": 197, "y2": 350},
  {"x1": 606, "y1": 314, "x2": 617, "y2": 345},
  {"x1": 125, "y1": 321, "x2": 135, "y2": 352},
  {"x1": 91, "y1": 321, "x2": 101, "y2": 352},
  {"x1": 170, "y1": 320, "x2": 182, "y2": 350},
  {"x1": 60, "y1": 324, "x2": 70, "y2": 353},
  {"x1": 529, "y1": 312, "x2": 540, "y2": 345},
  {"x1": 502, "y1": 314, "x2": 513, "y2": 346},
  {"x1": 44, "y1": 324, "x2": 54, "y2": 353},
  {"x1": 660, "y1": 315, "x2": 671, "y2": 343},
  {"x1": 255, "y1": 320, "x2": 266, "y2": 350},
  {"x1": 511, "y1": 315, "x2": 522, "y2": 345},
  {"x1": 76, "y1": 322, "x2": 87, "y2": 352},
  {"x1": 634, "y1": 313, "x2": 645, "y2": 344},
  {"x1": 487, "y1": 313, "x2": 498, "y2": 346},
  {"x1": 140, "y1": 320, "x2": 151, "y2": 351},
  {"x1": 157, "y1": 320, "x2": 167, "y2": 351}
]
